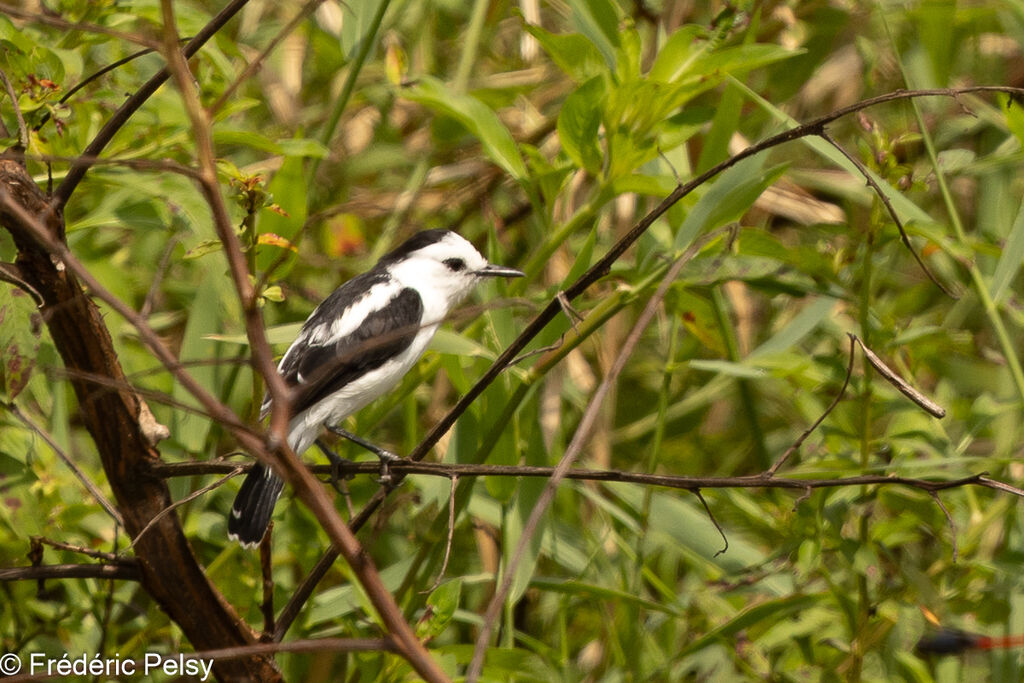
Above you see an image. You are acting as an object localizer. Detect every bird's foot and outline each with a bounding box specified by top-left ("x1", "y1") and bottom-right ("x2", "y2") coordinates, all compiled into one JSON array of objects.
[{"x1": 315, "y1": 439, "x2": 356, "y2": 493}]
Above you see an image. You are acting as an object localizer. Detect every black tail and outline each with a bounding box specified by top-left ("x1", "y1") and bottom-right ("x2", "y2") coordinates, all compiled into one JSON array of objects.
[{"x1": 228, "y1": 464, "x2": 285, "y2": 546}]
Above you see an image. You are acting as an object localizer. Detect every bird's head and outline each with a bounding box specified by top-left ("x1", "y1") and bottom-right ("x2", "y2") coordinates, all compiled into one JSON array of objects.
[{"x1": 382, "y1": 230, "x2": 524, "y2": 307}]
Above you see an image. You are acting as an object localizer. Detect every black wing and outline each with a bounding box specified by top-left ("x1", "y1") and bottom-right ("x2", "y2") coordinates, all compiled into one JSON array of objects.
[{"x1": 272, "y1": 284, "x2": 424, "y2": 417}]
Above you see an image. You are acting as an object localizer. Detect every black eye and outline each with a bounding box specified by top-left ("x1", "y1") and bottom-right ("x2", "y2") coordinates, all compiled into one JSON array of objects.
[{"x1": 443, "y1": 258, "x2": 467, "y2": 272}]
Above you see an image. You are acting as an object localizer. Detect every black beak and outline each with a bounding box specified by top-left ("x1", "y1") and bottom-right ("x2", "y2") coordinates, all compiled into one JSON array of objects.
[{"x1": 477, "y1": 263, "x2": 525, "y2": 278}]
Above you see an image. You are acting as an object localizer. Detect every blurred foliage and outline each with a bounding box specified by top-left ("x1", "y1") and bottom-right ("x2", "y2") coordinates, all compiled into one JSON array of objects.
[{"x1": 2, "y1": 0, "x2": 1024, "y2": 680}]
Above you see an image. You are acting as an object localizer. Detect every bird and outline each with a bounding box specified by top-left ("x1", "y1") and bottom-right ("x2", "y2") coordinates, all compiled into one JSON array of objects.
[{"x1": 227, "y1": 229, "x2": 524, "y2": 546}]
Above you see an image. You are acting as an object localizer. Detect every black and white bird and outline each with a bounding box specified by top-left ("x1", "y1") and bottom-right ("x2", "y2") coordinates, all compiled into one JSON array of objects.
[{"x1": 228, "y1": 229, "x2": 523, "y2": 546}]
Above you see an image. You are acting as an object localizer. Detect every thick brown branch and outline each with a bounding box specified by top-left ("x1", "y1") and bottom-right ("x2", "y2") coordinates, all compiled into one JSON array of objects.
[{"x1": 0, "y1": 164, "x2": 279, "y2": 681}]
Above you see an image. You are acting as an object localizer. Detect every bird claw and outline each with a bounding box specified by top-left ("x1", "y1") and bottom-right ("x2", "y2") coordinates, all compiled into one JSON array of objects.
[
  {"x1": 376, "y1": 449, "x2": 401, "y2": 487},
  {"x1": 316, "y1": 439, "x2": 356, "y2": 492}
]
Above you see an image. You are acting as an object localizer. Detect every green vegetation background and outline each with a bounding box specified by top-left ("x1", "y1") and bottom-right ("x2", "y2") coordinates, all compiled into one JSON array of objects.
[{"x1": 3, "y1": 1, "x2": 1024, "y2": 680}]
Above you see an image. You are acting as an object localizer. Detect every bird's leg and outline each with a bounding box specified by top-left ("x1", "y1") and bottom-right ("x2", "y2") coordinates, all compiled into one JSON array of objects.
[
  {"x1": 325, "y1": 425, "x2": 401, "y2": 485},
  {"x1": 315, "y1": 439, "x2": 356, "y2": 493}
]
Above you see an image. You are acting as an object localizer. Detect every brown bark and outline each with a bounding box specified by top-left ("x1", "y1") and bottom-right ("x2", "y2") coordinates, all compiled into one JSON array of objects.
[{"x1": 0, "y1": 158, "x2": 282, "y2": 682}]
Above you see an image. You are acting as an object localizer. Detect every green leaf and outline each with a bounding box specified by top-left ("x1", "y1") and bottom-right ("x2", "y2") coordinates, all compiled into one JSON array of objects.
[
  {"x1": 405, "y1": 76, "x2": 527, "y2": 180},
  {"x1": 0, "y1": 286, "x2": 41, "y2": 400},
  {"x1": 680, "y1": 594, "x2": 822, "y2": 656},
  {"x1": 648, "y1": 25, "x2": 710, "y2": 82},
  {"x1": 417, "y1": 579, "x2": 462, "y2": 640},
  {"x1": 688, "y1": 359, "x2": 767, "y2": 379},
  {"x1": 428, "y1": 328, "x2": 497, "y2": 360},
  {"x1": 674, "y1": 158, "x2": 788, "y2": 249},
  {"x1": 749, "y1": 296, "x2": 838, "y2": 359},
  {"x1": 276, "y1": 138, "x2": 330, "y2": 158},
  {"x1": 563, "y1": 223, "x2": 598, "y2": 286},
  {"x1": 523, "y1": 25, "x2": 606, "y2": 82},
  {"x1": 257, "y1": 154, "x2": 308, "y2": 274},
  {"x1": 507, "y1": 475, "x2": 547, "y2": 604},
  {"x1": 566, "y1": 0, "x2": 620, "y2": 69},
  {"x1": 557, "y1": 76, "x2": 605, "y2": 174},
  {"x1": 989, "y1": 197, "x2": 1024, "y2": 303},
  {"x1": 171, "y1": 272, "x2": 223, "y2": 452},
  {"x1": 183, "y1": 239, "x2": 224, "y2": 259},
  {"x1": 608, "y1": 174, "x2": 678, "y2": 201},
  {"x1": 212, "y1": 129, "x2": 284, "y2": 154},
  {"x1": 206, "y1": 322, "x2": 303, "y2": 346}
]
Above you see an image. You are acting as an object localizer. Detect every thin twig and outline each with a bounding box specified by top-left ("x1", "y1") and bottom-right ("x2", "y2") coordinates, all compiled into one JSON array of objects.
[
  {"x1": 128, "y1": 467, "x2": 245, "y2": 549},
  {"x1": 819, "y1": 131, "x2": 956, "y2": 298},
  {"x1": 31, "y1": 537, "x2": 129, "y2": 563},
  {"x1": 151, "y1": 459, "x2": 1015, "y2": 497},
  {"x1": 158, "y1": 0, "x2": 291, "y2": 446},
  {"x1": 977, "y1": 476, "x2": 1024, "y2": 497},
  {"x1": 763, "y1": 333, "x2": 856, "y2": 477},
  {"x1": 34, "y1": 44, "x2": 188, "y2": 132},
  {"x1": 139, "y1": 234, "x2": 180, "y2": 319},
  {"x1": 929, "y1": 491, "x2": 958, "y2": 563},
  {"x1": 9, "y1": 150, "x2": 202, "y2": 178},
  {"x1": 850, "y1": 333, "x2": 947, "y2": 418},
  {"x1": 47, "y1": 365, "x2": 251, "y2": 424},
  {"x1": 0, "y1": 65, "x2": 28, "y2": 148},
  {"x1": 0, "y1": 563, "x2": 140, "y2": 582},
  {"x1": 7, "y1": 402, "x2": 123, "y2": 525},
  {"x1": 691, "y1": 489, "x2": 728, "y2": 557},
  {"x1": 421, "y1": 475, "x2": 459, "y2": 595}
]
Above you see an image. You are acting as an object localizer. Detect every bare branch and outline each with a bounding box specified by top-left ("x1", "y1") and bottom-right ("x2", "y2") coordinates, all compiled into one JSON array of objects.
[
  {"x1": 421, "y1": 475, "x2": 460, "y2": 595},
  {"x1": 31, "y1": 537, "x2": 126, "y2": 563},
  {"x1": 763, "y1": 333, "x2": 857, "y2": 477},
  {"x1": 157, "y1": 1, "x2": 290, "y2": 447},
  {"x1": 128, "y1": 467, "x2": 245, "y2": 549},
  {"x1": 0, "y1": 563, "x2": 140, "y2": 582},
  {"x1": 929, "y1": 491, "x2": 958, "y2": 563},
  {"x1": 977, "y1": 476, "x2": 1024, "y2": 497},
  {"x1": 151, "y1": 459, "x2": 1017, "y2": 498},
  {"x1": 692, "y1": 489, "x2": 728, "y2": 557},
  {"x1": 850, "y1": 333, "x2": 947, "y2": 418},
  {"x1": 819, "y1": 131, "x2": 957, "y2": 298},
  {"x1": 157, "y1": 6, "x2": 445, "y2": 679}
]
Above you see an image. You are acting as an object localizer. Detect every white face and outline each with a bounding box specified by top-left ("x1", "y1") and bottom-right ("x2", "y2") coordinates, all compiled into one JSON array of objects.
[{"x1": 387, "y1": 232, "x2": 494, "y2": 307}]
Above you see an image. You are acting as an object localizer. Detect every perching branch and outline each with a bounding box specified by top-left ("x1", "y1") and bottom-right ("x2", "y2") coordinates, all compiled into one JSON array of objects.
[{"x1": 149, "y1": 460, "x2": 1013, "y2": 496}]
